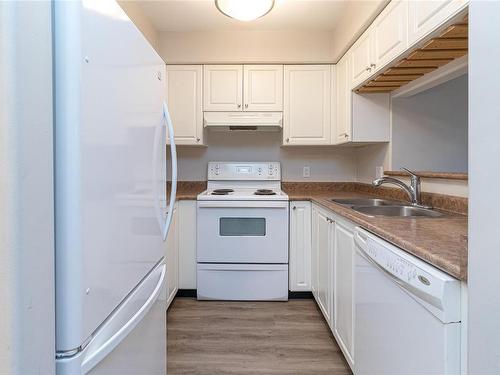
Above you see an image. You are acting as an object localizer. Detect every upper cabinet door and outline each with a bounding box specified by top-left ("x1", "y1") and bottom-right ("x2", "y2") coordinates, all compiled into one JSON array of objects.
[
  {"x1": 350, "y1": 30, "x2": 373, "y2": 88},
  {"x1": 408, "y1": 0, "x2": 468, "y2": 47},
  {"x1": 335, "y1": 55, "x2": 352, "y2": 144},
  {"x1": 372, "y1": 1, "x2": 408, "y2": 72},
  {"x1": 166, "y1": 65, "x2": 203, "y2": 145},
  {"x1": 283, "y1": 65, "x2": 331, "y2": 145},
  {"x1": 243, "y1": 65, "x2": 283, "y2": 111},
  {"x1": 203, "y1": 65, "x2": 243, "y2": 111}
]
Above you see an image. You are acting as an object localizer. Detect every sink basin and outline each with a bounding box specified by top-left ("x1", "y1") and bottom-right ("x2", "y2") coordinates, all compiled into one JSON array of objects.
[
  {"x1": 351, "y1": 205, "x2": 446, "y2": 218},
  {"x1": 331, "y1": 198, "x2": 404, "y2": 207}
]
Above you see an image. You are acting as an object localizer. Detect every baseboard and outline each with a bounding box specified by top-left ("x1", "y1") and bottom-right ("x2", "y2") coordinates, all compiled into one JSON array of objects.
[
  {"x1": 176, "y1": 289, "x2": 197, "y2": 298},
  {"x1": 176, "y1": 289, "x2": 313, "y2": 299},
  {"x1": 288, "y1": 291, "x2": 314, "y2": 299}
]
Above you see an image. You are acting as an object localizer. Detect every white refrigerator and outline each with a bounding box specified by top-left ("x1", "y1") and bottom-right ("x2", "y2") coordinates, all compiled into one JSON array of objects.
[{"x1": 53, "y1": 1, "x2": 177, "y2": 373}]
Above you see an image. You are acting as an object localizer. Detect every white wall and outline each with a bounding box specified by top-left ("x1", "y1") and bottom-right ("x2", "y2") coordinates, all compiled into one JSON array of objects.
[
  {"x1": 0, "y1": 2, "x2": 55, "y2": 374},
  {"x1": 158, "y1": 30, "x2": 336, "y2": 64},
  {"x1": 118, "y1": 0, "x2": 159, "y2": 51},
  {"x1": 355, "y1": 143, "x2": 391, "y2": 183},
  {"x1": 468, "y1": 2, "x2": 500, "y2": 373},
  {"x1": 172, "y1": 132, "x2": 357, "y2": 182},
  {"x1": 391, "y1": 74, "x2": 468, "y2": 173},
  {"x1": 156, "y1": 1, "x2": 388, "y2": 64}
]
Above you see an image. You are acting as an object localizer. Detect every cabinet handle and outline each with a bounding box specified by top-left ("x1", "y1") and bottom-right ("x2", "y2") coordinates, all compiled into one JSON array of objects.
[
  {"x1": 293, "y1": 206, "x2": 296, "y2": 210},
  {"x1": 286, "y1": 138, "x2": 290, "y2": 143},
  {"x1": 370, "y1": 63, "x2": 376, "y2": 68},
  {"x1": 237, "y1": 104, "x2": 241, "y2": 109},
  {"x1": 245, "y1": 104, "x2": 248, "y2": 109},
  {"x1": 196, "y1": 137, "x2": 200, "y2": 142},
  {"x1": 365, "y1": 66, "x2": 371, "y2": 72}
]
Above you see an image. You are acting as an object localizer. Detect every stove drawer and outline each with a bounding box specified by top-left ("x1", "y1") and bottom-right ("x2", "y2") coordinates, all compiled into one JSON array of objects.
[
  {"x1": 197, "y1": 201, "x2": 289, "y2": 263},
  {"x1": 197, "y1": 263, "x2": 288, "y2": 301}
]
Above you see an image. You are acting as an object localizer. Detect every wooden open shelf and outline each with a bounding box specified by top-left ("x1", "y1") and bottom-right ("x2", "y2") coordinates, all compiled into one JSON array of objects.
[{"x1": 357, "y1": 15, "x2": 468, "y2": 94}]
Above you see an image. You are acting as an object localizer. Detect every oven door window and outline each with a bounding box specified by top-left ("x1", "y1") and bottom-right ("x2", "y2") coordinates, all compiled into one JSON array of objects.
[{"x1": 219, "y1": 218, "x2": 266, "y2": 237}]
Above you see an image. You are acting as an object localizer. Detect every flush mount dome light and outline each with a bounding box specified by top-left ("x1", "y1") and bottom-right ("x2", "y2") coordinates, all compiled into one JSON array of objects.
[{"x1": 215, "y1": 0, "x2": 275, "y2": 22}]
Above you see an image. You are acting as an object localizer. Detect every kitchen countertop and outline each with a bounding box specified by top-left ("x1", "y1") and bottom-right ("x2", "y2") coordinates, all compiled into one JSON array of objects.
[
  {"x1": 169, "y1": 181, "x2": 206, "y2": 200},
  {"x1": 171, "y1": 181, "x2": 468, "y2": 281},
  {"x1": 285, "y1": 187, "x2": 468, "y2": 281}
]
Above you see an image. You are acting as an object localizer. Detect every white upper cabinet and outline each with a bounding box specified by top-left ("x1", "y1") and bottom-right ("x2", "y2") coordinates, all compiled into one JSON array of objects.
[
  {"x1": 243, "y1": 65, "x2": 283, "y2": 111},
  {"x1": 283, "y1": 65, "x2": 331, "y2": 145},
  {"x1": 335, "y1": 54, "x2": 352, "y2": 144},
  {"x1": 336, "y1": 53, "x2": 390, "y2": 145},
  {"x1": 408, "y1": 0, "x2": 468, "y2": 47},
  {"x1": 166, "y1": 65, "x2": 204, "y2": 145},
  {"x1": 203, "y1": 65, "x2": 243, "y2": 111},
  {"x1": 350, "y1": 30, "x2": 373, "y2": 88},
  {"x1": 372, "y1": 0, "x2": 408, "y2": 72}
]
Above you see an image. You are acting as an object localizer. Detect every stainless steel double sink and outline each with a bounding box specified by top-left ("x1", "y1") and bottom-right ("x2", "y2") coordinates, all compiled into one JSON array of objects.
[{"x1": 330, "y1": 198, "x2": 446, "y2": 218}]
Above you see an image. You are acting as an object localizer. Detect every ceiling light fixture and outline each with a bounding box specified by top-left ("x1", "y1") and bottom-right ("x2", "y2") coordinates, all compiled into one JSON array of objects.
[{"x1": 215, "y1": 0, "x2": 275, "y2": 22}]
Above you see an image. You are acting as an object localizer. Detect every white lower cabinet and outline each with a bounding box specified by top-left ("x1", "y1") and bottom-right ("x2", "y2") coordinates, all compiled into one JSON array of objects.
[
  {"x1": 333, "y1": 219, "x2": 355, "y2": 367},
  {"x1": 311, "y1": 205, "x2": 334, "y2": 325},
  {"x1": 166, "y1": 202, "x2": 179, "y2": 308},
  {"x1": 310, "y1": 204, "x2": 355, "y2": 370},
  {"x1": 178, "y1": 200, "x2": 197, "y2": 289},
  {"x1": 289, "y1": 202, "x2": 312, "y2": 291}
]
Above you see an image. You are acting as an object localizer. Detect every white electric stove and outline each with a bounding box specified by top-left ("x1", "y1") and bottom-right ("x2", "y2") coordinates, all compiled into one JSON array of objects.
[{"x1": 196, "y1": 162, "x2": 289, "y2": 301}]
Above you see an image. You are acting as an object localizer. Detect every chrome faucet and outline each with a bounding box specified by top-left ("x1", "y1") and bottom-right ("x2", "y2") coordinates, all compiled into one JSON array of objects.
[{"x1": 372, "y1": 167, "x2": 427, "y2": 207}]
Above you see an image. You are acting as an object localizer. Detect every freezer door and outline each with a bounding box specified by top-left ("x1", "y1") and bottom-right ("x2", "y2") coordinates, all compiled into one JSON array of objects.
[
  {"x1": 54, "y1": 0, "x2": 168, "y2": 351},
  {"x1": 56, "y1": 261, "x2": 166, "y2": 374}
]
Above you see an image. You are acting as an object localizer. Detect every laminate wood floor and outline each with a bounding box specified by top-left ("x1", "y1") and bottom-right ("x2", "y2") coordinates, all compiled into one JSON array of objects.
[{"x1": 167, "y1": 298, "x2": 352, "y2": 375}]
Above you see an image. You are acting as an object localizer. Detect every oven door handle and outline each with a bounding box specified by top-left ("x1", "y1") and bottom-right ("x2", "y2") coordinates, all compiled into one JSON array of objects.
[{"x1": 197, "y1": 201, "x2": 289, "y2": 209}]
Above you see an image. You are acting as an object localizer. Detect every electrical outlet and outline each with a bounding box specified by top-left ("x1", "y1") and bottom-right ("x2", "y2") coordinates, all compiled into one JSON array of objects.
[
  {"x1": 303, "y1": 166, "x2": 310, "y2": 178},
  {"x1": 375, "y1": 166, "x2": 384, "y2": 179}
]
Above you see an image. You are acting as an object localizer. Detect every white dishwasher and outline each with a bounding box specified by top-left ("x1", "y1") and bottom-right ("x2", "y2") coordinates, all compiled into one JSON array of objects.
[{"x1": 354, "y1": 227, "x2": 461, "y2": 375}]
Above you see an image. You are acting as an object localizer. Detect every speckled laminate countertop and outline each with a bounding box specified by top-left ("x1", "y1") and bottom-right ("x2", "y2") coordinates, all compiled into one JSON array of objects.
[
  {"x1": 285, "y1": 187, "x2": 468, "y2": 281},
  {"x1": 169, "y1": 181, "x2": 206, "y2": 200}
]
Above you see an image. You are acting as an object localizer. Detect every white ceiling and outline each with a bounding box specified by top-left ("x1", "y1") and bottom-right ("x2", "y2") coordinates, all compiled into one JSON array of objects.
[{"x1": 136, "y1": 0, "x2": 353, "y2": 32}]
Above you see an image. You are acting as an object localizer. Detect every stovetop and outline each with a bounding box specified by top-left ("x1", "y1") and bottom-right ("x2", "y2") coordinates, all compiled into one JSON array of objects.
[{"x1": 197, "y1": 188, "x2": 289, "y2": 201}]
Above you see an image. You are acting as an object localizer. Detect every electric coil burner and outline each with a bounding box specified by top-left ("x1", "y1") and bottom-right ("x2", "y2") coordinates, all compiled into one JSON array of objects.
[
  {"x1": 255, "y1": 189, "x2": 276, "y2": 196},
  {"x1": 211, "y1": 188, "x2": 234, "y2": 195},
  {"x1": 196, "y1": 162, "x2": 289, "y2": 301}
]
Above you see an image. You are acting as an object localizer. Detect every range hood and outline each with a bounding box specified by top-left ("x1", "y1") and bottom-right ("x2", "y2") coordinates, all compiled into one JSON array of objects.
[{"x1": 203, "y1": 112, "x2": 282, "y2": 131}]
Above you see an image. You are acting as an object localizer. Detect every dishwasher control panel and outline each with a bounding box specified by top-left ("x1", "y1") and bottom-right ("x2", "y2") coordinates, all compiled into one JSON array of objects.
[{"x1": 366, "y1": 239, "x2": 418, "y2": 283}]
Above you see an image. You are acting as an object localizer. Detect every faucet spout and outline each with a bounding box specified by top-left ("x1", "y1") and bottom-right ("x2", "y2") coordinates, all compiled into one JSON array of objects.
[{"x1": 372, "y1": 177, "x2": 416, "y2": 204}]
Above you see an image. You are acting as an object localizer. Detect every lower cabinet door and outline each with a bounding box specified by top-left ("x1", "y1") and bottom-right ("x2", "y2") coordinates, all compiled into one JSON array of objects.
[
  {"x1": 333, "y1": 221, "x2": 355, "y2": 366},
  {"x1": 166, "y1": 204, "x2": 179, "y2": 308},
  {"x1": 312, "y1": 205, "x2": 333, "y2": 323},
  {"x1": 289, "y1": 202, "x2": 312, "y2": 291},
  {"x1": 311, "y1": 207, "x2": 319, "y2": 299}
]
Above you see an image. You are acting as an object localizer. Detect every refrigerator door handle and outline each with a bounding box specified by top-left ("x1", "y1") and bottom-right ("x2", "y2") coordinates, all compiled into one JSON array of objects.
[
  {"x1": 81, "y1": 264, "x2": 166, "y2": 373},
  {"x1": 153, "y1": 102, "x2": 177, "y2": 241},
  {"x1": 162, "y1": 101, "x2": 177, "y2": 241}
]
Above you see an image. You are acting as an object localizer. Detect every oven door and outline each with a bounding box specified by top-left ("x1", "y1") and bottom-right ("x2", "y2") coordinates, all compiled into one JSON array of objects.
[{"x1": 197, "y1": 200, "x2": 289, "y2": 263}]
